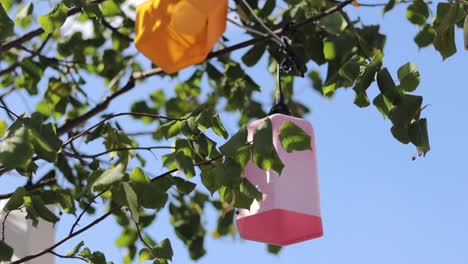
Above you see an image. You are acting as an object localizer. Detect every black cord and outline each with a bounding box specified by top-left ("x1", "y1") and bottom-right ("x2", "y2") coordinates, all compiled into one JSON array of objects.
[{"x1": 268, "y1": 61, "x2": 292, "y2": 116}]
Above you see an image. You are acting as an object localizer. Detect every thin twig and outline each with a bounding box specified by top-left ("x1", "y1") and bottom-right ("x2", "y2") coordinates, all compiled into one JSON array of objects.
[
  {"x1": 0, "y1": 87, "x2": 14, "y2": 99},
  {"x1": 50, "y1": 251, "x2": 87, "y2": 262},
  {"x1": 69, "y1": 190, "x2": 107, "y2": 235},
  {"x1": 227, "y1": 17, "x2": 267, "y2": 37},
  {"x1": 108, "y1": 57, "x2": 135, "y2": 90},
  {"x1": 1, "y1": 210, "x2": 11, "y2": 242},
  {"x1": 63, "y1": 146, "x2": 175, "y2": 159},
  {"x1": 131, "y1": 214, "x2": 152, "y2": 249},
  {"x1": 239, "y1": 0, "x2": 283, "y2": 46},
  {"x1": 0, "y1": 105, "x2": 21, "y2": 119}
]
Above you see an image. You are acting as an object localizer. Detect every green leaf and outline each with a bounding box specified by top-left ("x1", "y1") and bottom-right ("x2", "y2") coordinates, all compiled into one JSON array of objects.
[
  {"x1": 0, "y1": 0, "x2": 13, "y2": 11},
  {"x1": 171, "y1": 176, "x2": 196, "y2": 194},
  {"x1": 415, "y1": 25, "x2": 436, "y2": 48},
  {"x1": 31, "y1": 195, "x2": 60, "y2": 223},
  {"x1": 376, "y1": 67, "x2": 402, "y2": 104},
  {"x1": 159, "y1": 120, "x2": 181, "y2": 139},
  {"x1": 122, "y1": 182, "x2": 139, "y2": 222},
  {"x1": 3, "y1": 187, "x2": 27, "y2": 211},
  {"x1": 0, "y1": 124, "x2": 34, "y2": 170},
  {"x1": 323, "y1": 40, "x2": 336, "y2": 60},
  {"x1": 0, "y1": 241, "x2": 13, "y2": 262},
  {"x1": 391, "y1": 126, "x2": 411, "y2": 144},
  {"x1": 406, "y1": 0, "x2": 429, "y2": 25},
  {"x1": 15, "y1": 2, "x2": 33, "y2": 28},
  {"x1": 24, "y1": 113, "x2": 63, "y2": 162},
  {"x1": 354, "y1": 92, "x2": 370, "y2": 108},
  {"x1": 0, "y1": 119, "x2": 7, "y2": 137},
  {"x1": 129, "y1": 167, "x2": 148, "y2": 183},
  {"x1": 373, "y1": 94, "x2": 393, "y2": 118},
  {"x1": 251, "y1": 119, "x2": 284, "y2": 175},
  {"x1": 354, "y1": 51, "x2": 383, "y2": 93},
  {"x1": 433, "y1": 25, "x2": 457, "y2": 60},
  {"x1": 242, "y1": 44, "x2": 265, "y2": 67},
  {"x1": 339, "y1": 56, "x2": 364, "y2": 83},
  {"x1": 278, "y1": 121, "x2": 311, "y2": 153},
  {"x1": 211, "y1": 114, "x2": 228, "y2": 139},
  {"x1": 0, "y1": 2, "x2": 14, "y2": 40},
  {"x1": 66, "y1": 241, "x2": 85, "y2": 257},
  {"x1": 382, "y1": 0, "x2": 396, "y2": 14},
  {"x1": 219, "y1": 125, "x2": 247, "y2": 159},
  {"x1": 100, "y1": 0, "x2": 121, "y2": 17},
  {"x1": 152, "y1": 239, "x2": 173, "y2": 260},
  {"x1": 435, "y1": 3, "x2": 461, "y2": 34},
  {"x1": 200, "y1": 166, "x2": 221, "y2": 195},
  {"x1": 388, "y1": 95, "x2": 423, "y2": 126},
  {"x1": 92, "y1": 163, "x2": 127, "y2": 192},
  {"x1": 240, "y1": 178, "x2": 262, "y2": 201},
  {"x1": 139, "y1": 248, "x2": 154, "y2": 262},
  {"x1": 409, "y1": 118, "x2": 430, "y2": 155},
  {"x1": 319, "y1": 12, "x2": 347, "y2": 35},
  {"x1": 38, "y1": 3, "x2": 68, "y2": 33},
  {"x1": 131, "y1": 179, "x2": 169, "y2": 210},
  {"x1": 397, "y1": 62, "x2": 420, "y2": 92},
  {"x1": 258, "y1": 0, "x2": 275, "y2": 17},
  {"x1": 175, "y1": 151, "x2": 195, "y2": 178},
  {"x1": 267, "y1": 244, "x2": 282, "y2": 254}
]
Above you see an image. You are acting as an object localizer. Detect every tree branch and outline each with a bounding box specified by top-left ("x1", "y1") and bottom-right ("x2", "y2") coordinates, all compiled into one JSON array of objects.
[
  {"x1": 0, "y1": 177, "x2": 57, "y2": 200},
  {"x1": 131, "y1": 213, "x2": 152, "y2": 250},
  {"x1": 69, "y1": 190, "x2": 106, "y2": 235}
]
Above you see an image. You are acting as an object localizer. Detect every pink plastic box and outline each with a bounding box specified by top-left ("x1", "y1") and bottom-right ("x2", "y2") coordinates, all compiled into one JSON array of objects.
[{"x1": 236, "y1": 114, "x2": 323, "y2": 246}]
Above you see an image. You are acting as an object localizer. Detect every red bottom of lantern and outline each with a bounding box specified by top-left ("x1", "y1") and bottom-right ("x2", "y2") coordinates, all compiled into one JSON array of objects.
[{"x1": 237, "y1": 209, "x2": 323, "y2": 246}]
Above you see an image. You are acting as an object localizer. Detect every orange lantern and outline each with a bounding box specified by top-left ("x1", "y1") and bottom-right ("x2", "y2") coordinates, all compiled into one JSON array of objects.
[{"x1": 135, "y1": 0, "x2": 228, "y2": 73}]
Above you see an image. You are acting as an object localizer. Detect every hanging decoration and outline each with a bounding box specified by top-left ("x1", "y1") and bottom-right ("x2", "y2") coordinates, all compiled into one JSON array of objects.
[
  {"x1": 0, "y1": 200, "x2": 55, "y2": 263},
  {"x1": 236, "y1": 37, "x2": 323, "y2": 246},
  {"x1": 134, "y1": 0, "x2": 228, "y2": 73}
]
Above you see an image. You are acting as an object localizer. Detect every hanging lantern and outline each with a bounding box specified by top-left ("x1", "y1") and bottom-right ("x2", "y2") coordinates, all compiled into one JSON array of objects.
[
  {"x1": 135, "y1": 0, "x2": 228, "y2": 73},
  {"x1": 0, "y1": 200, "x2": 55, "y2": 263},
  {"x1": 236, "y1": 60, "x2": 322, "y2": 246}
]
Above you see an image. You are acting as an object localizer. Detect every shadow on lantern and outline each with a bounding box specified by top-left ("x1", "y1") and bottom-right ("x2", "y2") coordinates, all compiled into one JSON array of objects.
[
  {"x1": 236, "y1": 114, "x2": 323, "y2": 246},
  {"x1": 135, "y1": 0, "x2": 228, "y2": 73}
]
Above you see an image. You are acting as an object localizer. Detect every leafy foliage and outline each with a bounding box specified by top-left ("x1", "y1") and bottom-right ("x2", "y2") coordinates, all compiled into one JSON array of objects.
[{"x1": 0, "y1": 0, "x2": 461, "y2": 262}]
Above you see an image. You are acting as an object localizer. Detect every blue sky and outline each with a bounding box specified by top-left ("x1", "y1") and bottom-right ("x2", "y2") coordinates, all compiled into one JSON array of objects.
[{"x1": 1, "y1": 1, "x2": 468, "y2": 264}]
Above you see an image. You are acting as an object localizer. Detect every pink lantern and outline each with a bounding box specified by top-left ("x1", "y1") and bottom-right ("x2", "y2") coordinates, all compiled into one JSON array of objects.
[{"x1": 236, "y1": 113, "x2": 323, "y2": 246}]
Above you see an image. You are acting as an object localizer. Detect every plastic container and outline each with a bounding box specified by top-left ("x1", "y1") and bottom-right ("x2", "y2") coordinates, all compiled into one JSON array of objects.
[{"x1": 236, "y1": 114, "x2": 323, "y2": 246}]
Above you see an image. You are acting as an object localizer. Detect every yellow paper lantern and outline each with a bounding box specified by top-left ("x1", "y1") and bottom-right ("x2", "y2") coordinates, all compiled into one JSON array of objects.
[{"x1": 135, "y1": 0, "x2": 228, "y2": 73}]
